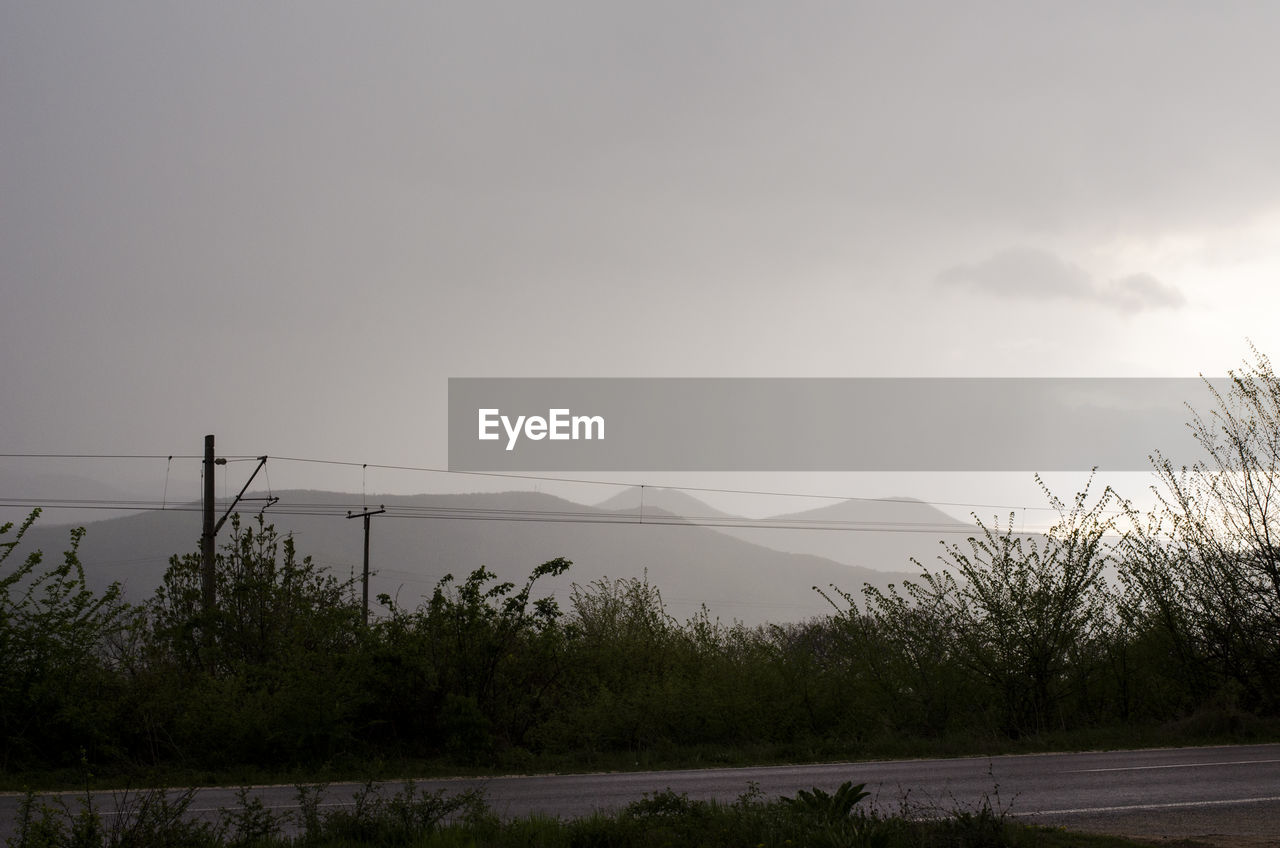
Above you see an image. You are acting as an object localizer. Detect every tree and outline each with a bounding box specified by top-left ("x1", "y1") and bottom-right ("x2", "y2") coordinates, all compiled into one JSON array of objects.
[
  {"x1": 151, "y1": 513, "x2": 361, "y2": 674},
  {"x1": 1122, "y1": 345, "x2": 1280, "y2": 712},
  {"x1": 895, "y1": 476, "x2": 1118, "y2": 737},
  {"x1": 372, "y1": 558, "x2": 571, "y2": 760},
  {"x1": 0, "y1": 510, "x2": 133, "y2": 768},
  {"x1": 847, "y1": 579, "x2": 971, "y2": 738},
  {"x1": 146, "y1": 514, "x2": 366, "y2": 764}
]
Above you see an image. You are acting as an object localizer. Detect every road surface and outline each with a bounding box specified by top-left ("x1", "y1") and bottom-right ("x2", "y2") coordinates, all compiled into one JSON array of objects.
[{"x1": 4, "y1": 743, "x2": 1278, "y2": 844}]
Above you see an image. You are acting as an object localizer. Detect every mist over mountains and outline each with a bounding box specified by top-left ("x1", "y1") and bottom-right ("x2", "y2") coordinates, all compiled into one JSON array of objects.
[
  {"x1": 7, "y1": 487, "x2": 974, "y2": 624},
  {"x1": 595, "y1": 487, "x2": 975, "y2": 571}
]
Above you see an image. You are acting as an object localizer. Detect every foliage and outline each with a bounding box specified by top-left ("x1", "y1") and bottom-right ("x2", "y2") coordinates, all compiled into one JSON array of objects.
[
  {"x1": 301, "y1": 780, "x2": 491, "y2": 845},
  {"x1": 369, "y1": 558, "x2": 571, "y2": 761},
  {"x1": 140, "y1": 515, "x2": 367, "y2": 765},
  {"x1": 870, "y1": 475, "x2": 1119, "y2": 737},
  {"x1": 10, "y1": 348, "x2": 1280, "y2": 780},
  {"x1": 6, "y1": 778, "x2": 1138, "y2": 848},
  {"x1": 1122, "y1": 345, "x2": 1280, "y2": 712},
  {"x1": 839, "y1": 579, "x2": 970, "y2": 738},
  {"x1": 782, "y1": 780, "x2": 870, "y2": 822},
  {"x1": 0, "y1": 510, "x2": 134, "y2": 769},
  {"x1": 151, "y1": 514, "x2": 361, "y2": 674}
]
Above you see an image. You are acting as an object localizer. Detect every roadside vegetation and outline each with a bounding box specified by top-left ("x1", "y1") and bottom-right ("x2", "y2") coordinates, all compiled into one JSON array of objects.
[
  {"x1": 8, "y1": 778, "x2": 1148, "y2": 848},
  {"x1": 4, "y1": 350, "x2": 1280, "y2": 789}
]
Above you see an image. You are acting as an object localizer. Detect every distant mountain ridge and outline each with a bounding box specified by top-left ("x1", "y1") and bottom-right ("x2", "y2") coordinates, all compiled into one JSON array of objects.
[
  {"x1": 0, "y1": 471, "x2": 153, "y2": 527},
  {"x1": 595, "y1": 487, "x2": 738, "y2": 520},
  {"x1": 6, "y1": 488, "x2": 972, "y2": 624},
  {"x1": 594, "y1": 486, "x2": 974, "y2": 571}
]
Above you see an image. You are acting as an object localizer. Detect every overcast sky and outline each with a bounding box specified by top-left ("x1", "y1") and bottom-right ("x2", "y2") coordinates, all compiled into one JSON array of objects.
[{"x1": 4, "y1": 2, "x2": 1279, "y2": 517}]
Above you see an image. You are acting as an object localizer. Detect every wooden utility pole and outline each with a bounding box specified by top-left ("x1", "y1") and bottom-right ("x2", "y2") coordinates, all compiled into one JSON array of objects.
[
  {"x1": 201, "y1": 434, "x2": 216, "y2": 624},
  {"x1": 200, "y1": 437, "x2": 271, "y2": 634},
  {"x1": 347, "y1": 506, "x2": 385, "y2": 626}
]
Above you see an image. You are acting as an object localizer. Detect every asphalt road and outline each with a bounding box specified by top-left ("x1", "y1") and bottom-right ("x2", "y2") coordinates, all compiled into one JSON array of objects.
[{"x1": 4, "y1": 743, "x2": 1279, "y2": 844}]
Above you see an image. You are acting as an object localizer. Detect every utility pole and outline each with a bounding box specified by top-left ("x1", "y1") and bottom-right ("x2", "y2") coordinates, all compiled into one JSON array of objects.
[
  {"x1": 200, "y1": 437, "x2": 273, "y2": 634},
  {"x1": 347, "y1": 506, "x2": 386, "y2": 626},
  {"x1": 201, "y1": 434, "x2": 216, "y2": 625}
]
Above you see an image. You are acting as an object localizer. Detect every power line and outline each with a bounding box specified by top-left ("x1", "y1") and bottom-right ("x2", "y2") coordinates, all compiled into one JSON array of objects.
[
  {"x1": 0, "y1": 446, "x2": 1145, "y2": 622},
  {"x1": 266, "y1": 455, "x2": 1082, "y2": 514},
  {"x1": 0, "y1": 453, "x2": 253, "y2": 460},
  {"x1": 1, "y1": 450, "x2": 1132, "y2": 519},
  {"x1": 0, "y1": 496, "x2": 1055, "y2": 537}
]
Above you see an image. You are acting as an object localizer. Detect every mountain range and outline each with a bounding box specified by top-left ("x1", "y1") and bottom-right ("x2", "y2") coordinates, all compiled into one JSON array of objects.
[{"x1": 6, "y1": 487, "x2": 976, "y2": 624}]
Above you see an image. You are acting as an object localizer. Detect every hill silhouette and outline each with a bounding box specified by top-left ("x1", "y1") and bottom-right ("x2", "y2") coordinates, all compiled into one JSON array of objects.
[{"x1": 8, "y1": 488, "x2": 958, "y2": 624}]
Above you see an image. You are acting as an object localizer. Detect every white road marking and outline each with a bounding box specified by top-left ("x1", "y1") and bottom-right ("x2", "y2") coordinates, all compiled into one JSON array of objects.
[
  {"x1": 1033, "y1": 795, "x2": 1280, "y2": 815},
  {"x1": 1066, "y1": 758, "x2": 1280, "y2": 773}
]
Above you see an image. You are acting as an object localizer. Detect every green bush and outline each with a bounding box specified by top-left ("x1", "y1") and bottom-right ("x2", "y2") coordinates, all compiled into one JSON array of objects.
[{"x1": 0, "y1": 510, "x2": 134, "y2": 769}]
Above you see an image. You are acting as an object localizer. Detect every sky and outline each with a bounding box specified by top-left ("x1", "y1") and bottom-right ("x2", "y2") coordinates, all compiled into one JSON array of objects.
[{"x1": 4, "y1": 2, "x2": 1280, "y2": 526}]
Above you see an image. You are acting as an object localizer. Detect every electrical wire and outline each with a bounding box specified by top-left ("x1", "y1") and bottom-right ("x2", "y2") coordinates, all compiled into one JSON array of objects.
[
  {"x1": 263, "y1": 454, "x2": 1101, "y2": 515},
  {"x1": 0, "y1": 453, "x2": 1140, "y2": 619},
  {"x1": 0, "y1": 495, "x2": 1064, "y2": 537},
  {"x1": 0, "y1": 450, "x2": 1132, "y2": 523},
  {"x1": 161, "y1": 456, "x2": 172, "y2": 510}
]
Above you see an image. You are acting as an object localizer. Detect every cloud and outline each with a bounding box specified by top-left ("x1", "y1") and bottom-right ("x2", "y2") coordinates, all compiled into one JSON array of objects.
[
  {"x1": 938, "y1": 248, "x2": 1186, "y2": 315},
  {"x1": 937, "y1": 248, "x2": 1094, "y2": 300},
  {"x1": 1103, "y1": 272, "x2": 1187, "y2": 313}
]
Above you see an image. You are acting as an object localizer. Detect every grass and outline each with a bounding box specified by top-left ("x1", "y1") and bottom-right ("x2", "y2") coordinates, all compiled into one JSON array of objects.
[{"x1": 5, "y1": 778, "x2": 1161, "y2": 848}]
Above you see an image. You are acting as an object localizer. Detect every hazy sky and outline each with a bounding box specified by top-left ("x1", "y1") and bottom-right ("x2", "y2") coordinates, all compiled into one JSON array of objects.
[{"x1": 4, "y1": 2, "x2": 1279, "y2": 516}]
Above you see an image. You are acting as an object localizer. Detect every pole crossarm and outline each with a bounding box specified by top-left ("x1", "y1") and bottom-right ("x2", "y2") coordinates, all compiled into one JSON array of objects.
[
  {"x1": 202, "y1": 440, "x2": 270, "y2": 639},
  {"x1": 213, "y1": 456, "x2": 270, "y2": 535},
  {"x1": 346, "y1": 508, "x2": 388, "y2": 520},
  {"x1": 347, "y1": 506, "x2": 386, "y2": 626}
]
